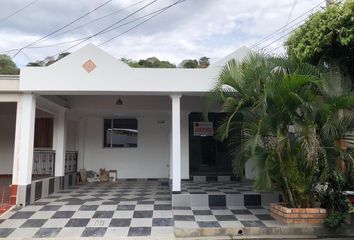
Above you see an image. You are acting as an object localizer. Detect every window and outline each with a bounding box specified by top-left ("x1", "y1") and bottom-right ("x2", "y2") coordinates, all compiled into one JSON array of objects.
[
  {"x1": 103, "y1": 118, "x2": 138, "y2": 148},
  {"x1": 34, "y1": 118, "x2": 54, "y2": 148}
]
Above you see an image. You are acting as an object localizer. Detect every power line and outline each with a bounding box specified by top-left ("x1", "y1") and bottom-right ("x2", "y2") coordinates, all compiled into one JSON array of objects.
[
  {"x1": 252, "y1": 17, "x2": 306, "y2": 49},
  {"x1": 99, "y1": 0, "x2": 186, "y2": 46},
  {"x1": 260, "y1": 26, "x2": 299, "y2": 51},
  {"x1": 251, "y1": 0, "x2": 323, "y2": 48},
  {"x1": 250, "y1": 0, "x2": 324, "y2": 48},
  {"x1": 12, "y1": 0, "x2": 113, "y2": 58},
  {"x1": 0, "y1": 0, "x2": 41, "y2": 23},
  {"x1": 0, "y1": 1, "x2": 182, "y2": 54},
  {"x1": 286, "y1": 0, "x2": 298, "y2": 24},
  {"x1": 35, "y1": 0, "x2": 150, "y2": 45},
  {"x1": 34, "y1": 0, "x2": 185, "y2": 62},
  {"x1": 58, "y1": 0, "x2": 159, "y2": 54},
  {"x1": 29, "y1": 7, "x2": 173, "y2": 49},
  {"x1": 265, "y1": 1, "x2": 344, "y2": 55}
]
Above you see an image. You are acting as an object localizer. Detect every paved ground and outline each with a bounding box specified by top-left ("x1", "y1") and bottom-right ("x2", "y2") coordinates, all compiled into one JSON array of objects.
[
  {"x1": 0, "y1": 180, "x2": 282, "y2": 238},
  {"x1": 173, "y1": 205, "x2": 283, "y2": 229},
  {"x1": 0, "y1": 181, "x2": 173, "y2": 238}
]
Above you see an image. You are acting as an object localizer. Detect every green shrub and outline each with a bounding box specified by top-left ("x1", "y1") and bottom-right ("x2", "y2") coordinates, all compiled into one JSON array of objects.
[{"x1": 324, "y1": 212, "x2": 348, "y2": 229}]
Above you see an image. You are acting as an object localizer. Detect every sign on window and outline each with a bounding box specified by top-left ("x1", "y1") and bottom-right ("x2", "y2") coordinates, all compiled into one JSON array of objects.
[{"x1": 193, "y1": 122, "x2": 213, "y2": 136}]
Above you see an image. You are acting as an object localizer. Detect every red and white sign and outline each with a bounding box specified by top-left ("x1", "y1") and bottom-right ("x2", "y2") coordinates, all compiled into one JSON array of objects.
[{"x1": 193, "y1": 122, "x2": 213, "y2": 136}]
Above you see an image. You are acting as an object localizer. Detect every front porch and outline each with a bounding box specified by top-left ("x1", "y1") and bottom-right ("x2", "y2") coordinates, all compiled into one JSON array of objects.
[{"x1": 0, "y1": 92, "x2": 261, "y2": 210}]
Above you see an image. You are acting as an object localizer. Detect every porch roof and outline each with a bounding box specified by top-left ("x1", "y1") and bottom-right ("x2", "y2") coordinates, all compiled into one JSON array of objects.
[{"x1": 19, "y1": 44, "x2": 250, "y2": 95}]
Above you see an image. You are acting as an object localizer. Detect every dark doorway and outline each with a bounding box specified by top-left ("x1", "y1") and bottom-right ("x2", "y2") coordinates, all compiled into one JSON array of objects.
[{"x1": 189, "y1": 112, "x2": 237, "y2": 176}]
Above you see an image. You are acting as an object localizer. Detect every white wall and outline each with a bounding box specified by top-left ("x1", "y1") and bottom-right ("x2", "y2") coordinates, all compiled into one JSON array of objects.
[
  {"x1": 67, "y1": 95, "x2": 253, "y2": 180},
  {"x1": 79, "y1": 114, "x2": 170, "y2": 179},
  {"x1": 0, "y1": 104, "x2": 16, "y2": 174}
]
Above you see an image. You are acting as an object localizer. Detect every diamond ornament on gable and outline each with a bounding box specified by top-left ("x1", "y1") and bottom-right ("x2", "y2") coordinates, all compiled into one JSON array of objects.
[{"x1": 82, "y1": 59, "x2": 96, "y2": 73}]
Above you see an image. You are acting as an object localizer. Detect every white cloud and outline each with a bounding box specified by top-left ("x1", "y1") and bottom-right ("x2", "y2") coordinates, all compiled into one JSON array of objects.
[{"x1": 0, "y1": 0, "x2": 325, "y2": 66}]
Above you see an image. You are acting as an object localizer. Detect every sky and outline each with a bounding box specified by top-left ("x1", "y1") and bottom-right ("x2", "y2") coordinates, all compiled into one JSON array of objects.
[{"x1": 0, "y1": 0, "x2": 326, "y2": 67}]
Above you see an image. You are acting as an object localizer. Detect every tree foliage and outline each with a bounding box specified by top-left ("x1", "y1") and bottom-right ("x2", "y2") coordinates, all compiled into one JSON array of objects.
[
  {"x1": 120, "y1": 57, "x2": 176, "y2": 68},
  {"x1": 286, "y1": 0, "x2": 354, "y2": 86},
  {"x1": 0, "y1": 54, "x2": 19, "y2": 74},
  {"x1": 27, "y1": 52, "x2": 71, "y2": 67},
  {"x1": 180, "y1": 59, "x2": 198, "y2": 68},
  {"x1": 179, "y1": 57, "x2": 210, "y2": 68},
  {"x1": 198, "y1": 56, "x2": 210, "y2": 68}
]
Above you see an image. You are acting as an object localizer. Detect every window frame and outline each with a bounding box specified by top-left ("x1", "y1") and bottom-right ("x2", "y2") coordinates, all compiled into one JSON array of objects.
[{"x1": 103, "y1": 118, "x2": 138, "y2": 148}]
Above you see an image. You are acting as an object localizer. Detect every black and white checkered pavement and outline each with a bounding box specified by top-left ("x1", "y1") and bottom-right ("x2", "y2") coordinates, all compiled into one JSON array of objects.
[
  {"x1": 0, "y1": 180, "x2": 284, "y2": 238},
  {"x1": 173, "y1": 205, "x2": 283, "y2": 229},
  {"x1": 0, "y1": 181, "x2": 174, "y2": 238}
]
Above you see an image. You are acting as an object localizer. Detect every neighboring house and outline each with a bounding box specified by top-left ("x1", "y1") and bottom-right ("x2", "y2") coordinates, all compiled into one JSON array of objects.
[{"x1": 0, "y1": 44, "x2": 253, "y2": 206}]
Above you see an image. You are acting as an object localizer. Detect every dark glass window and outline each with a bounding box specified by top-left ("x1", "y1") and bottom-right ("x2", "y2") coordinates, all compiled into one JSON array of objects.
[
  {"x1": 34, "y1": 118, "x2": 54, "y2": 148},
  {"x1": 103, "y1": 118, "x2": 138, "y2": 148}
]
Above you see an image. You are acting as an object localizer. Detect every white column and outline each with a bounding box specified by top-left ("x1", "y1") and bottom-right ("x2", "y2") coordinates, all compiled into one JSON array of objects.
[
  {"x1": 12, "y1": 101, "x2": 22, "y2": 184},
  {"x1": 14, "y1": 94, "x2": 36, "y2": 185},
  {"x1": 171, "y1": 94, "x2": 181, "y2": 192},
  {"x1": 53, "y1": 109, "x2": 66, "y2": 176}
]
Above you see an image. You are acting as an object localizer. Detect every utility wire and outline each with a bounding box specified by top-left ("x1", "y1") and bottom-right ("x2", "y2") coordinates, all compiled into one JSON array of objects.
[
  {"x1": 0, "y1": 0, "x2": 181, "y2": 54},
  {"x1": 250, "y1": 0, "x2": 324, "y2": 48},
  {"x1": 35, "y1": 0, "x2": 150, "y2": 44},
  {"x1": 12, "y1": 0, "x2": 113, "y2": 58},
  {"x1": 260, "y1": 25, "x2": 299, "y2": 51},
  {"x1": 33, "y1": 0, "x2": 185, "y2": 62},
  {"x1": 28, "y1": 4, "x2": 169, "y2": 49},
  {"x1": 99, "y1": 0, "x2": 186, "y2": 46},
  {"x1": 286, "y1": 0, "x2": 298, "y2": 25},
  {"x1": 251, "y1": 17, "x2": 307, "y2": 49},
  {"x1": 58, "y1": 0, "x2": 159, "y2": 54},
  {"x1": 264, "y1": 1, "x2": 344, "y2": 55},
  {"x1": 29, "y1": 3, "x2": 169, "y2": 49},
  {"x1": 0, "y1": 0, "x2": 41, "y2": 23}
]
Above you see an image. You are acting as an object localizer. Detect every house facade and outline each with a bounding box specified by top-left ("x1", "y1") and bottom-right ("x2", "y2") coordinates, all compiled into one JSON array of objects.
[{"x1": 0, "y1": 44, "x2": 255, "y2": 206}]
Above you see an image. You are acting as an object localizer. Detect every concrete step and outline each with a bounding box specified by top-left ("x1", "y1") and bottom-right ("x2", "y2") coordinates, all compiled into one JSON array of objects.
[{"x1": 172, "y1": 192, "x2": 280, "y2": 207}]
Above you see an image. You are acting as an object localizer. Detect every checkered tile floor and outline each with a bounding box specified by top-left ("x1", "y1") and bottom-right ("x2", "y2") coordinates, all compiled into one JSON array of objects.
[
  {"x1": 181, "y1": 181, "x2": 256, "y2": 194},
  {"x1": 0, "y1": 180, "x2": 284, "y2": 238},
  {"x1": 0, "y1": 181, "x2": 174, "y2": 238},
  {"x1": 173, "y1": 205, "x2": 284, "y2": 229}
]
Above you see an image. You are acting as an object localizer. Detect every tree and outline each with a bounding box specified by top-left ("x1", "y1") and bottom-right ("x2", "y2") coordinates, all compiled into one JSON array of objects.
[
  {"x1": 179, "y1": 57, "x2": 210, "y2": 68},
  {"x1": 180, "y1": 59, "x2": 198, "y2": 68},
  {"x1": 285, "y1": 0, "x2": 354, "y2": 89},
  {"x1": 0, "y1": 54, "x2": 19, "y2": 74},
  {"x1": 27, "y1": 52, "x2": 71, "y2": 67},
  {"x1": 209, "y1": 52, "x2": 354, "y2": 208},
  {"x1": 198, "y1": 56, "x2": 210, "y2": 68},
  {"x1": 120, "y1": 57, "x2": 175, "y2": 68}
]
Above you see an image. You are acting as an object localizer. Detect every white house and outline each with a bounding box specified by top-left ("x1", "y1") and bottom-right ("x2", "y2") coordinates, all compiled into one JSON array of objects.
[{"x1": 0, "y1": 44, "x2": 255, "y2": 206}]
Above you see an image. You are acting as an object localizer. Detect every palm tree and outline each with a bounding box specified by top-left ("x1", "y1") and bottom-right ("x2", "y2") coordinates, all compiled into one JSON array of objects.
[{"x1": 209, "y1": 52, "x2": 354, "y2": 208}]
